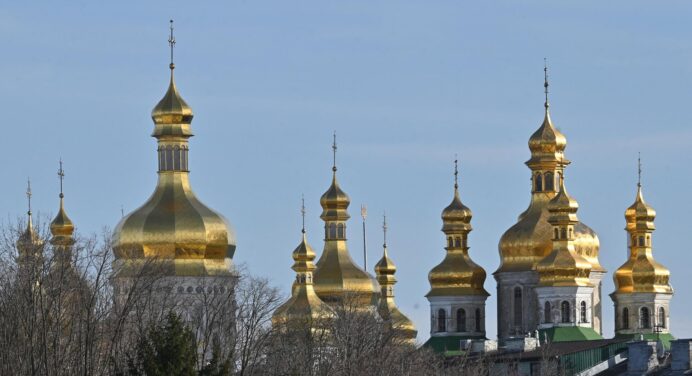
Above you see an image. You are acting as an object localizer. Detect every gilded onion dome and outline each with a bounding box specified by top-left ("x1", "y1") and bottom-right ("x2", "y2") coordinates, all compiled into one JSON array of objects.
[
  {"x1": 112, "y1": 43, "x2": 235, "y2": 277},
  {"x1": 273, "y1": 224, "x2": 335, "y2": 325},
  {"x1": 536, "y1": 176, "x2": 592, "y2": 287},
  {"x1": 50, "y1": 196, "x2": 74, "y2": 246},
  {"x1": 313, "y1": 137, "x2": 379, "y2": 307},
  {"x1": 497, "y1": 74, "x2": 602, "y2": 274},
  {"x1": 614, "y1": 177, "x2": 672, "y2": 294},
  {"x1": 376, "y1": 217, "x2": 417, "y2": 342},
  {"x1": 428, "y1": 161, "x2": 488, "y2": 297}
]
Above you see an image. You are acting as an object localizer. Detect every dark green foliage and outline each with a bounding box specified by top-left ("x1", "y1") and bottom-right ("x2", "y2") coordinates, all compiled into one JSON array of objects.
[{"x1": 127, "y1": 311, "x2": 198, "y2": 376}]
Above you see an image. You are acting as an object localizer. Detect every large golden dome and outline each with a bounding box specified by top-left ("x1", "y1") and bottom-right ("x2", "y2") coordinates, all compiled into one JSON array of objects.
[
  {"x1": 614, "y1": 184, "x2": 672, "y2": 294},
  {"x1": 428, "y1": 165, "x2": 488, "y2": 297},
  {"x1": 497, "y1": 104, "x2": 602, "y2": 274},
  {"x1": 312, "y1": 141, "x2": 379, "y2": 307},
  {"x1": 112, "y1": 65, "x2": 235, "y2": 277}
]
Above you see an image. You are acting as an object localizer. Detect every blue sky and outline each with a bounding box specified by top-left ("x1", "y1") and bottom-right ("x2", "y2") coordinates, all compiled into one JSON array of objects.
[{"x1": 2, "y1": 1, "x2": 691, "y2": 342}]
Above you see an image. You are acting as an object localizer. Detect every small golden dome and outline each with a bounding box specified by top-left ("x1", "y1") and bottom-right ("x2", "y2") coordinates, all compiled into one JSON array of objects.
[
  {"x1": 375, "y1": 246, "x2": 396, "y2": 278},
  {"x1": 320, "y1": 173, "x2": 351, "y2": 222},
  {"x1": 50, "y1": 196, "x2": 75, "y2": 245},
  {"x1": 273, "y1": 231, "x2": 335, "y2": 325},
  {"x1": 151, "y1": 69, "x2": 194, "y2": 127},
  {"x1": 441, "y1": 189, "x2": 472, "y2": 226},
  {"x1": 624, "y1": 186, "x2": 656, "y2": 232},
  {"x1": 537, "y1": 177, "x2": 592, "y2": 287},
  {"x1": 527, "y1": 108, "x2": 567, "y2": 166},
  {"x1": 375, "y1": 236, "x2": 417, "y2": 342},
  {"x1": 17, "y1": 213, "x2": 41, "y2": 251}
]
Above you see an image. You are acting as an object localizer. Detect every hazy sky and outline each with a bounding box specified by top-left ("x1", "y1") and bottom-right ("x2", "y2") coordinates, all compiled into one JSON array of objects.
[{"x1": 2, "y1": 1, "x2": 691, "y2": 342}]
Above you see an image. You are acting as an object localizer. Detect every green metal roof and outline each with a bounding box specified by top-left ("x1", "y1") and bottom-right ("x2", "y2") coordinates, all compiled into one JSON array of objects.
[
  {"x1": 614, "y1": 332, "x2": 675, "y2": 350},
  {"x1": 539, "y1": 326, "x2": 604, "y2": 342}
]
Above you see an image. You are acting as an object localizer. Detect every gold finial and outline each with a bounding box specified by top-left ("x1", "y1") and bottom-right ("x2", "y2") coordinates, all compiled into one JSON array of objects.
[
  {"x1": 332, "y1": 131, "x2": 337, "y2": 173},
  {"x1": 637, "y1": 152, "x2": 642, "y2": 188},
  {"x1": 168, "y1": 19, "x2": 176, "y2": 70},
  {"x1": 301, "y1": 194, "x2": 306, "y2": 233},
  {"x1": 544, "y1": 58, "x2": 549, "y2": 109},
  {"x1": 454, "y1": 155, "x2": 459, "y2": 191},
  {"x1": 57, "y1": 158, "x2": 65, "y2": 199},
  {"x1": 26, "y1": 178, "x2": 32, "y2": 216},
  {"x1": 382, "y1": 212, "x2": 388, "y2": 248}
]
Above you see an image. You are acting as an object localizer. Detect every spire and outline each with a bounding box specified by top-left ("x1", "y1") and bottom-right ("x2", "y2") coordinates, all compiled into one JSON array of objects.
[
  {"x1": 26, "y1": 178, "x2": 32, "y2": 221},
  {"x1": 332, "y1": 131, "x2": 337, "y2": 173},
  {"x1": 454, "y1": 155, "x2": 459, "y2": 192},
  {"x1": 51, "y1": 159, "x2": 75, "y2": 243},
  {"x1": 637, "y1": 152, "x2": 642, "y2": 188},
  {"x1": 152, "y1": 19, "x2": 193, "y2": 128},
  {"x1": 168, "y1": 19, "x2": 175, "y2": 70},
  {"x1": 544, "y1": 58, "x2": 550, "y2": 109},
  {"x1": 375, "y1": 213, "x2": 396, "y2": 279},
  {"x1": 301, "y1": 194, "x2": 306, "y2": 234}
]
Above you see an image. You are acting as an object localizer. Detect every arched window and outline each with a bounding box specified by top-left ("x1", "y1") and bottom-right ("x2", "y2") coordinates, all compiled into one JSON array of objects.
[
  {"x1": 640, "y1": 307, "x2": 650, "y2": 329},
  {"x1": 475, "y1": 308, "x2": 482, "y2": 331},
  {"x1": 456, "y1": 309, "x2": 466, "y2": 332},
  {"x1": 580, "y1": 301, "x2": 587, "y2": 323},
  {"x1": 514, "y1": 287, "x2": 523, "y2": 329},
  {"x1": 544, "y1": 301, "x2": 552, "y2": 323},
  {"x1": 623, "y1": 308, "x2": 630, "y2": 329},
  {"x1": 437, "y1": 309, "x2": 446, "y2": 332},
  {"x1": 337, "y1": 223, "x2": 345, "y2": 238},
  {"x1": 554, "y1": 228, "x2": 559, "y2": 240},
  {"x1": 329, "y1": 223, "x2": 337, "y2": 239},
  {"x1": 561, "y1": 301, "x2": 571, "y2": 323},
  {"x1": 561, "y1": 228, "x2": 567, "y2": 239},
  {"x1": 639, "y1": 236, "x2": 645, "y2": 247},
  {"x1": 454, "y1": 237, "x2": 461, "y2": 247},
  {"x1": 447, "y1": 237, "x2": 453, "y2": 248},
  {"x1": 181, "y1": 147, "x2": 188, "y2": 170},
  {"x1": 568, "y1": 228, "x2": 573, "y2": 239},
  {"x1": 165, "y1": 146, "x2": 173, "y2": 171},
  {"x1": 173, "y1": 146, "x2": 181, "y2": 170},
  {"x1": 545, "y1": 172, "x2": 555, "y2": 191},
  {"x1": 658, "y1": 307, "x2": 665, "y2": 328},
  {"x1": 535, "y1": 174, "x2": 543, "y2": 192}
]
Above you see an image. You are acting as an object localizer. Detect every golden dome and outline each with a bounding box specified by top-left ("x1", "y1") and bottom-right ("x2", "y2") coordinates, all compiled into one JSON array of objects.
[
  {"x1": 428, "y1": 166, "x2": 488, "y2": 297},
  {"x1": 537, "y1": 177, "x2": 592, "y2": 287},
  {"x1": 17, "y1": 212, "x2": 41, "y2": 253},
  {"x1": 50, "y1": 196, "x2": 75, "y2": 246},
  {"x1": 497, "y1": 101, "x2": 602, "y2": 274},
  {"x1": 614, "y1": 184, "x2": 672, "y2": 294},
  {"x1": 151, "y1": 69, "x2": 194, "y2": 128},
  {"x1": 112, "y1": 64, "x2": 235, "y2": 277},
  {"x1": 313, "y1": 140, "x2": 379, "y2": 307},
  {"x1": 273, "y1": 231, "x2": 334, "y2": 325},
  {"x1": 319, "y1": 173, "x2": 350, "y2": 222},
  {"x1": 375, "y1": 219, "x2": 417, "y2": 342}
]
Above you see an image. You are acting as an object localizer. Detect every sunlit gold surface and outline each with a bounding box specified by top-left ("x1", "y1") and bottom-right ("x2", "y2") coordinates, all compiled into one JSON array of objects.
[
  {"x1": 112, "y1": 66, "x2": 235, "y2": 277},
  {"x1": 428, "y1": 186, "x2": 488, "y2": 297},
  {"x1": 313, "y1": 171, "x2": 379, "y2": 307},
  {"x1": 50, "y1": 197, "x2": 75, "y2": 246},
  {"x1": 376, "y1": 245, "x2": 417, "y2": 341},
  {"x1": 273, "y1": 232, "x2": 334, "y2": 324},
  {"x1": 537, "y1": 178, "x2": 592, "y2": 287},
  {"x1": 614, "y1": 186, "x2": 672, "y2": 294},
  {"x1": 497, "y1": 106, "x2": 603, "y2": 274}
]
